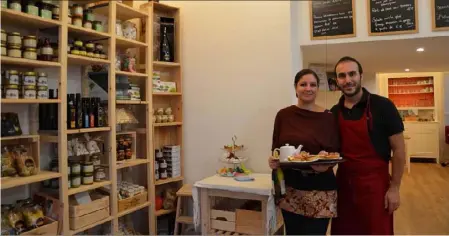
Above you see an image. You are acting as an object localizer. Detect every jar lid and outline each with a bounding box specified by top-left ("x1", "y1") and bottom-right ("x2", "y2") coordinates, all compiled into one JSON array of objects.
[
  {"x1": 5, "y1": 84, "x2": 18, "y2": 89},
  {"x1": 8, "y1": 45, "x2": 21, "y2": 49},
  {"x1": 38, "y1": 72, "x2": 47, "y2": 77},
  {"x1": 24, "y1": 35, "x2": 37, "y2": 39},
  {"x1": 8, "y1": 70, "x2": 18, "y2": 74},
  {"x1": 25, "y1": 48, "x2": 37, "y2": 52},
  {"x1": 83, "y1": 161, "x2": 93, "y2": 165},
  {"x1": 24, "y1": 71, "x2": 36, "y2": 76},
  {"x1": 8, "y1": 32, "x2": 20, "y2": 36},
  {"x1": 83, "y1": 173, "x2": 94, "y2": 177},
  {"x1": 24, "y1": 85, "x2": 36, "y2": 90},
  {"x1": 37, "y1": 86, "x2": 48, "y2": 91},
  {"x1": 93, "y1": 21, "x2": 102, "y2": 24}
]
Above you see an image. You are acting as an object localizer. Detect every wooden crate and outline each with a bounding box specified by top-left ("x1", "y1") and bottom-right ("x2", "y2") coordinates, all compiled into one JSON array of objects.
[
  {"x1": 69, "y1": 207, "x2": 110, "y2": 230},
  {"x1": 1, "y1": 135, "x2": 40, "y2": 173},
  {"x1": 21, "y1": 217, "x2": 58, "y2": 235},
  {"x1": 69, "y1": 191, "x2": 110, "y2": 217},
  {"x1": 118, "y1": 190, "x2": 148, "y2": 212}
]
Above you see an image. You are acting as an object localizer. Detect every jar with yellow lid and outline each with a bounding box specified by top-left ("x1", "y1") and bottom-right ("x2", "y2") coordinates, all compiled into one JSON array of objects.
[
  {"x1": 73, "y1": 17, "x2": 82, "y2": 27},
  {"x1": 37, "y1": 72, "x2": 48, "y2": 87},
  {"x1": 74, "y1": 39, "x2": 83, "y2": 48},
  {"x1": 23, "y1": 48, "x2": 37, "y2": 60},
  {"x1": 23, "y1": 72, "x2": 37, "y2": 86},
  {"x1": 5, "y1": 85, "x2": 19, "y2": 99},
  {"x1": 5, "y1": 70, "x2": 19, "y2": 85},
  {"x1": 71, "y1": 46, "x2": 80, "y2": 55},
  {"x1": 23, "y1": 36, "x2": 37, "y2": 48},
  {"x1": 23, "y1": 85, "x2": 36, "y2": 99},
  {"x1": 71, "y1": 4, "x2": 83, "y2": 17},
  {"x1": 7, "y1": 44, "x2": 22, "y2": 58},
  {"x1": 37, "y1": 86, "x2": 48, "y2": 99},
  {"x1": 7, "y1": 32, "x2": 21, "y2": 45},
  {"x1": 83, "y1": 20, "x2": 92, "y2": 29}
]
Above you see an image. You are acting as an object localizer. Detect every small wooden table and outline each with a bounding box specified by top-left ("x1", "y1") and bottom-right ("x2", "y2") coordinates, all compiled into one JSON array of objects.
[{"x1": 193, "y1": 173, "x2": 283, "y2": 235}]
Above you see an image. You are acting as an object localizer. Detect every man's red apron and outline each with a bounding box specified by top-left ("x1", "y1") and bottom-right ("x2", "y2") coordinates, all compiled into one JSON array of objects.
[{"x1": 331, "y1": 97, "x2": 393, "y2": 235}]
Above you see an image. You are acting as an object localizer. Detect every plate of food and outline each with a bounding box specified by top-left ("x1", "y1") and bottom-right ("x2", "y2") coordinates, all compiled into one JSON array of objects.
[
  {"x1": 280, "y1": 151, "x2": 345, "y2": 167},
  {"x1": 286, "y1": 151, "x2": 320, "y2": 163}
]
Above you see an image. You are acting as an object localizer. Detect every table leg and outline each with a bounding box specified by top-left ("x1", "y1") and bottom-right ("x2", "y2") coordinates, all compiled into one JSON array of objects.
[{"x1": 200, "y1": 188, "x2": 210, "y2": 235}]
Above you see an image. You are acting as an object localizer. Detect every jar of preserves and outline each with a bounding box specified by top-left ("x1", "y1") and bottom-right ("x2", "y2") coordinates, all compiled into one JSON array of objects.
[
  {"x1": 94, "y1": 167, "x2": 105, "y2": 182},
  {"x1": 1, "y1": 43, "x2": 6, "y2": 56},
  {"x1": 40, "y1": 2, "x2": 52, "y2": 19},
  {"x1": 117, "y1": 149, "x2": 125, "y2": 161},
  {"x1": 74, "y1": 39, "x2": 83, "y2": 47},
  {"x1": 95, "y1": 43, "x2": 103, "y2": 51},
  {"x1": 85, "y1": 41, "x2": 94, "y2": 51},
  {"x1": 83, "y1": 9, "x2": 94, "y2": 21},
  {"x1": 72, "y1": 17, "x2": 82, "y2": 27},
  {"x1": 8, "y1": 0, "x2": 21, "y2": 11},
  {"x1": 82, "y1": 173, "x2": 93, "y2": 185},
  {"x1": 7, "y1": 32, "x2": 21, "y2": 45},
  {"x1": 7, "y1": 45, "x2": 21, "y2": 58},
  {"x1": 5, "y1": 85, "x2": 19, "y2": 99},
  {"x1": 100, "y1": 52, "x2": 107, "y2": 59},
  {"x1": 93, "y1": 21, "x2": 103, "y2": 32},
  {"x1": 94, "y1": 50, "x2": 100, "y2": 59},
  {"x1": 52, "y1": 4, "x2": 59, "y2": 19},
  {"x1": 91, "y1": 154, "x2": 101, "y2": 166},
  {"x1": 40, "y1": 38, "x2": 53, "y2": 61},
  {"x1": 23, "y1": 71, "x2": 36, "y2": 86},
  {"x1": 1, "y1": 29, "x2": 6, "y2": 44},
  {"x1": 83, "y1": 20, "x2": 92, "y2": 29},
  {"x1": 71, "y1": 4, "x2": 83, "y2": 17},
  {"x1": 37, "y1": 72, "x2": 47, "y2": 86},
  {"x1": 23, "y1": 35, "x2": 37, "y2": 48},
  {"x1": 23, "y1": 86, "x2": 36, "y2": 99},
  {"x1": 6, "y1": 70, "x2": 19, "y2": 85},
  {"x1": 79, "y1": 47, "x2": 86, "y2": 56},
  {"x1": 70, "y1": 46, "x2": 80, "y2": 55},
  {"x1": 25, "y1": 0, "x2": 38, "y2": 16},
  {"x1": 23, "y1": 48, "x2": 37, "y2": 60},
  {"x1": 71, "y1": 162, "x2": 81, "y2": 175},
  {"x1": 87, "y1": 51, "x2": 94, "y2": 58},
  {"x1": 81, "y1": 161, "x2": 93, "y2": 175},
  {"x1": 37, "y1": 86, "x2": 48, "y2": 99},
  {"x1": 71, "y1": 175, "x2": 81, "y2": 188}
]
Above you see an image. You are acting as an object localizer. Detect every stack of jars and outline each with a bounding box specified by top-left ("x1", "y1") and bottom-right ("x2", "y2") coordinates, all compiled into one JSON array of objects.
[
  {"x1": 70, "y1": 4, "x2": 103, "y2": 32},
  {"x1": 116, "y1": 135, "x2": 133, "y2": 161},
  {"x1": 2, "y1": 70, "x2": 49, "y2": 99},
  {"x1": 68, "y1": 39, "x2": 107, "y2": 60},
  {"x1": 2, "y1": 29, "x2": 56, "y2": 62}
]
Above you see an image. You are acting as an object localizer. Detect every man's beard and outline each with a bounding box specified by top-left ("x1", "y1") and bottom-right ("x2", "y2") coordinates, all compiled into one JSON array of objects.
[{"x1": 339, "y1": 82, "x2": 362, "y2": 97}]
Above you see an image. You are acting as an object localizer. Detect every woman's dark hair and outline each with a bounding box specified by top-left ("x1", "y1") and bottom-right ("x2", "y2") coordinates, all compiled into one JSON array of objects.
[{"x1": 294, "y1": 69, "x2": 320, "y2": 87}]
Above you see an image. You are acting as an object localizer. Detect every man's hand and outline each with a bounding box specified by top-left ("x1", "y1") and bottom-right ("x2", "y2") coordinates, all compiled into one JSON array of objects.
[{"x1": 385, "y1": 186, "x2": 400, "y2": 214}]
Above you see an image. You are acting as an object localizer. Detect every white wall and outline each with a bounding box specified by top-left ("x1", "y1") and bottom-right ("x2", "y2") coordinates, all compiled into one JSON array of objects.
[
  {"x1": 161, "y1": 1, "x2": 294, "y2": 183},
  {"x1": 296, "y1": 0, "x2": 449, "y2": 46}
]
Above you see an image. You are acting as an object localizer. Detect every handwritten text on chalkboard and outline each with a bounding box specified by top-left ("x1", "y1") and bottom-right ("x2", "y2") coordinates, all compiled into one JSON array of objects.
[
  {"x1": 312, "y1": 0, "x2": 354, "y2": 37},
  {"x1": 435, "y1": 0, "x2": 449, "y2": 28},
  {"x1": 370, "y1": 0, "x2": 416, "y2": 33}
]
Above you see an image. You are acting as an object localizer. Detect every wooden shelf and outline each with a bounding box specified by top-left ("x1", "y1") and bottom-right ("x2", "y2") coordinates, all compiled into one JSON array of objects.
[
  {"x1": 116, "y1": 36, "x2": 148, "y2": 49},
  {"x1": 389, "y1": 83, "x2": 434, "y2": 87},
  {"x1": 68, "y1": 180, "x2": 111, "y2": 196},
  {"x1": 69, "y1": 216, "x2": 113, "y2": 236},
  {"x1": 1, "y1": 56, "x2": 61, "y2": 68},
  {"x1": 117, "y1": 202, "x2": 151, "y2": 217},
  {"x1": 155, "y1": 209, "x2": 176, "y2": 217},
  {"x1": 116, "y1": 100, "x2": 149, "y2": 105},
  {"x1": 1, "y1": 8, "x2": 61, "y2": 29},
  {"x1": 116, "y1": 71, "x2": 148, "y2": 78},
  {"x1": 116, "y1": 2, "x2": 148, "y2": 21},
  {"x1": 389, "y1": 92, "x2": 434, "y2": 95},
  {"x1": 153, "y1": 2, "x2": 179, "y2": 12},
  {"x1": 153, "y1": 92, "x2": 182, "y2": 96},
  {"x1": 153, "y1": 61, "x2": 181, "y2": 67},
  {"x1": 117, "y1": 159, "x2": 150, "y2": 169},
  {"x1": 1, "y1": 171, "x2": 61, "y2": 190},
  {"x1": 397, "y1": 107, "x2": 435, "y2": 110},
  {"x1": 0, "y1": 135, "x2": 39, "y2": 141},
  {"x1": 155, "y1": 176, "x2": 184, "y2": 186},
  {"x1": 1, "y1": 99, "x2": 61, "y2": 104},
  {"x1": 154, "y1": 122, "x2": 183, "y2": 127},
  {"x1": 68, "y1": 54, "x2": 110, "y2": 65},
  {"x1": 68, "y1": 24, "x2": 111, "y2": 39},
  {"x1": 66, "y1": 127, "x2": 111, "y2": 134}
]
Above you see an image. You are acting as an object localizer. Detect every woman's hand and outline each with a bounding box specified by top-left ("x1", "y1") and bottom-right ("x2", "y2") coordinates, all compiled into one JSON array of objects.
[
  {"x1": 310, "y1": 164, "x2": 333, "y2": 172},
  {"x1": 268, "y1": 156, "x2": 280, "y2": 169}
]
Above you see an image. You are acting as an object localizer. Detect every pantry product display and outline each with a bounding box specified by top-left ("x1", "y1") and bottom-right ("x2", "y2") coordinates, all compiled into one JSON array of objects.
[
  {"x1": 69, "y1": 3, "x2": 103, "y2": 32},
  {"x1": 1, "y1": 145, "x2": 37, "y2": 177},
  {"x1": 1, "y1": 198, "x2": 47, "y2": 235},
  {"x1": 66, "y1": 94, "x2": 105, "y2": 129},
  {"x1": 39, "y1": 89, "x2": 59, "y2": 131},
  {"x1": 116, "y1": 51, "x2": 137, "y2": 73},
  {"x1": 154, "y1": 145, "x2": 181, "y2": 180},
  {"x1": 117, "y1": 181, "x2": 146, "y2": 200},
  {"x1": 1, "y1": 30, "x2": 58, "y2": 62},
  {"x1": 1, "y1": 70, "x2": 51, "y2": 100},
  {"x1": 5, "y1": 0, "x2": 59, "y2": 19},
  {"x1": 116, "y1": 75, "x2": 141, "y2": 101},
  {"x1": 153, "y1": 107, "x2": 175, "y2": 123},
  {"x1": 68, "y1": 39, "x2": 107, "y2": 59},
  {"x1": 152, "y1": 71, "x2": 177, "y2": 93},
  {"x1": 1, "y1": 112, "x2": 23, "y2": 137},
  {"x1": 116, "y1": 134, "x2": 134, "y2": 161}
]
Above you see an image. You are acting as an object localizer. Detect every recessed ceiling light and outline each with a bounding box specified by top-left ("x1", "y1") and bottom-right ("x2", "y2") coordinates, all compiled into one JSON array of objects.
[
  {"x1": 416, "y1": 47, "x2": 424, "y2": 52},
  {"x1": 405, "y1": 68, "x2": 410, "y2": 72}
]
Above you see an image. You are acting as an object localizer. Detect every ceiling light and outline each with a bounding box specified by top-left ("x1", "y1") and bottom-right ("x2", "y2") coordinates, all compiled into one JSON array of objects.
[
  {"x1": 416, "y1": 47, "x2": 424, "y2": 52},
  {"x1": 405, "y1": 68, "x2": 410, "y2": 72}
]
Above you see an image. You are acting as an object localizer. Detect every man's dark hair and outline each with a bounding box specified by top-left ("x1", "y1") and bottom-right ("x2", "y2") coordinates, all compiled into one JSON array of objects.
[
  {"x1": 294, "y1": 69, "x2": 320, "y2": 87},
  {"x1": 334, "y1": 56, "x2": 363, "y2": 77}
]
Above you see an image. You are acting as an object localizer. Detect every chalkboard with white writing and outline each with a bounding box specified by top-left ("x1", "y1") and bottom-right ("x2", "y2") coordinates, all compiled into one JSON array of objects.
[
  {"x1": 432, "y1": 0, "x2": 449, "y2": 31},
  {"x1": 309, "y1": 0, "x2": 356, "y2": 40},
  {"x1": 368, "y1": 0, "x2": 418, "y2": 35}
]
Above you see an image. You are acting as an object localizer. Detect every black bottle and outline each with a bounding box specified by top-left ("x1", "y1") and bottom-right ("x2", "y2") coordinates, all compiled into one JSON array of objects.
[
  {"x1": 68, "y1": 94, "x2": 76, "y2": 129},
  {"x1": 89, "y1": 97, "x2": 95, "y2": 128},
  {"x1": 53, "y1": 89, "x2": 58, "y2": 130},
  {"x1": 75, "y1": 93, "x2": 82, "y2": 128},
  {"x1": 95, "y1": 98, "x2": 103, "y2": 127},
  {"x1": 82, "y1": 98, "x2": 90, "y2": 128}
]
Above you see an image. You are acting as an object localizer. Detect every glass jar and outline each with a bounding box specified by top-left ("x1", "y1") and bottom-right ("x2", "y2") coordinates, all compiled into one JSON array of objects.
[
  {"x1": 40, "y1": 3, "x2": 52, "y2": 19},
  {"x1": 117, "y1": 149, "x2": 125, "y2": 161},
  {"x1": 83, "y1": 9, "x2": 94, "y2": 22},
  {"x1": 1, "y1": 0, "x2": 7, "y2": 8},
  {"x1": 1, "y1": 29, "x2": 6, "y2": 44},
  {"x1": 7, "y1": 32, "x2": 21, "y2": 45},
  {"x1": 7, "y1": 45, "x2": 21, "y2": 58},
  {"x1": 71, "y1": 175, "x2": 81, "y2": 188},
  {"x1": 37, "y1": 86, "x2": 48, "y2": 99},
  {"x1": 93, "y1": 21, "x2": 103, "y2": 32},
  {"x1": 5, "y1": 85, "x2": 19, "y2": 99},
  {"x1": 25, "y1": 0, "x2": 39, "y2": 16},
  {"x1": 94, "y1": 167, "x2": 105, "y2": 182},
  {"x1": 6, "y1": 70, "x2": 19, "y2": 85},
  {"x1": 37, "y1": 72, "x2": 48, "y2": 86},
  {"x1": 71, "y1": 4, "x2": 83, "y2": 17},
  {"x1": 85, "y1": 41, "x2": 94, "y2": 51},
  {"x1": 72, "y1": 17, "x2": 82, "y2": 27},
  {"x1": 23, "y1": 35, "x2": 37, "y2": 48},
  {"x1": 23, "y1": 71, "x2": 37, "y2": 86},
  {"x1": 71, "y1": 162, "x2": 81, "y2": 175},
  {"x1": 52, "y1": 5, "x2": 59, "y2": 19},
  {"x1": 94, "y1": 50, "x2": 100, "y2": 59},
  {"x1": 100, "y1": 52, "x2": 107, "y2": 59},
  {"x1": 8, "y1": 0, "x2": 21, "y2": 11},
  {"x1": 95, "y1": 43, "x2": 103, "y2": 51},
  {"x1": 82, "y1": 174, "x2": 93, "y2": 185},
  {"x1": 82, "y1": 161, "x2": 93, "y2": 175},
  {"x1": 79, "y1": 47, "x2": 86, "y2": 56},
  {"x1": 70, "y1": 46, "x2": 80, "y2": 55},
  {"x1": 87, "y1": 51, "x2": 94, "y2": 58},
  {"x1": 1, "y1": 43, "x2": 6, "y2": 56},
  {"x1": 91, "y1": 155, "x2": 101, "y2": 166},
  {"x1": 40, "y1": 38, "x2": 53, "y2": 61},
  {"x1": 74, "y1": 39, "x2": 83, "y2": 48},
  {"x1": 116, "y1": 20, "x2": 123, "y2": 36},
  {"x1": 23, "y1": 85, "x2": 36, "y2": 99},
  {"x1": 23, "y1": 48, "x2": 37, "y2": 60},
  {"x1": 83, "y1": 20, "x2": 92, "y2": 29}
]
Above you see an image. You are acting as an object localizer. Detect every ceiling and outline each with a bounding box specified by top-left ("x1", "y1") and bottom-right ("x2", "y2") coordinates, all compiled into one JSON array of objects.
[{"x1": 301, "y1": 36, "x2": 449, "y2": 73}]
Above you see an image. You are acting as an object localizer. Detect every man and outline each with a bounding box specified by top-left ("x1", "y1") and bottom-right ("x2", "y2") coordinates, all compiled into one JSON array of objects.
[{"x1": 330, "y1": 56, "x2": 406, "y2": 235}]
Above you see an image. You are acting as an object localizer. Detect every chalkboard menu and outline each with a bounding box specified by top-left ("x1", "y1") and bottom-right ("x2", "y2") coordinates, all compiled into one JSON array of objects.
[
  {"x1": 368, "y1": 0, "x2": 418, "y2": 35},
  {"x1": 309, "y1": 0, "x2": 356, "y2": 40},
  {"x1": 432, "y1": 0, "x2": 449, "y2": 31}
]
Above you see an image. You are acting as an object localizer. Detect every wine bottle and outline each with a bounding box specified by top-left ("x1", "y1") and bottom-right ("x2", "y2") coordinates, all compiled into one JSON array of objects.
[
  {"x1": 75, "y1": 93, "x2": 82, "y2": 128},
  {"x1": 89, "y1": 97, "x2": 95, "y2": 128}
]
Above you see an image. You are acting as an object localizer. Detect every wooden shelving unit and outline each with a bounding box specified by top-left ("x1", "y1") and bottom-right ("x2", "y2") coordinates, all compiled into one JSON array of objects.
[{"x1": 0, "y1": 1, "x2": 182, "y2": 235}]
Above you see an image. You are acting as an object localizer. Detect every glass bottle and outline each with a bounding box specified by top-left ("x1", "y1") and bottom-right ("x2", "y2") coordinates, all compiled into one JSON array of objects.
[{"x1": 161, "y1": 27, "x2": 170, "y2": 62}]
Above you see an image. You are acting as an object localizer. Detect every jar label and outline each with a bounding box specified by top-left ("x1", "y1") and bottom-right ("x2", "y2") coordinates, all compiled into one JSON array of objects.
[
  {"x1": 24, "y1": 75, "x2": 36, "y2": 85},
  {"x1": 5, "y1": 89, "x2": 19, "y2": 99},
  {"x1": 37, "y1": 90, "x2": 48, "y2": 99},
  {"x1": 24, "y1": 90, "x2": 36, "y2": 99},
  {"x1": 26, "y1": 5, "x2": 39, "y2": 16},
  {"x1": 161, "y1": 171, "x2": 167, "y2": 178},
  {"x1": 41, "y1": 47, "x2": 53, "y2": 55},
  {"x1": 41, "y1": 9, "x2": 52, "y2": 19},
  {"x1": 37, "y1": 78, "x2": 48, "y2": 86},
  {"x1": 8, "y1": 75, "x2": 19, "y2": 84}
]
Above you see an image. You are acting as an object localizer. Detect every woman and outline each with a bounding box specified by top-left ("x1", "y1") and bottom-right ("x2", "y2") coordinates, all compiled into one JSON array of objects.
[{"x1": 269, "y1": 69, "x2": 340, "y2": 235}]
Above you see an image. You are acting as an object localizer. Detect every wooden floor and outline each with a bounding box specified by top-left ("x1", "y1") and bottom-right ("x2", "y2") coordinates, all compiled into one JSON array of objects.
[{"x1": 394, "y1": 163, "x2": 449, "y2": 235}]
